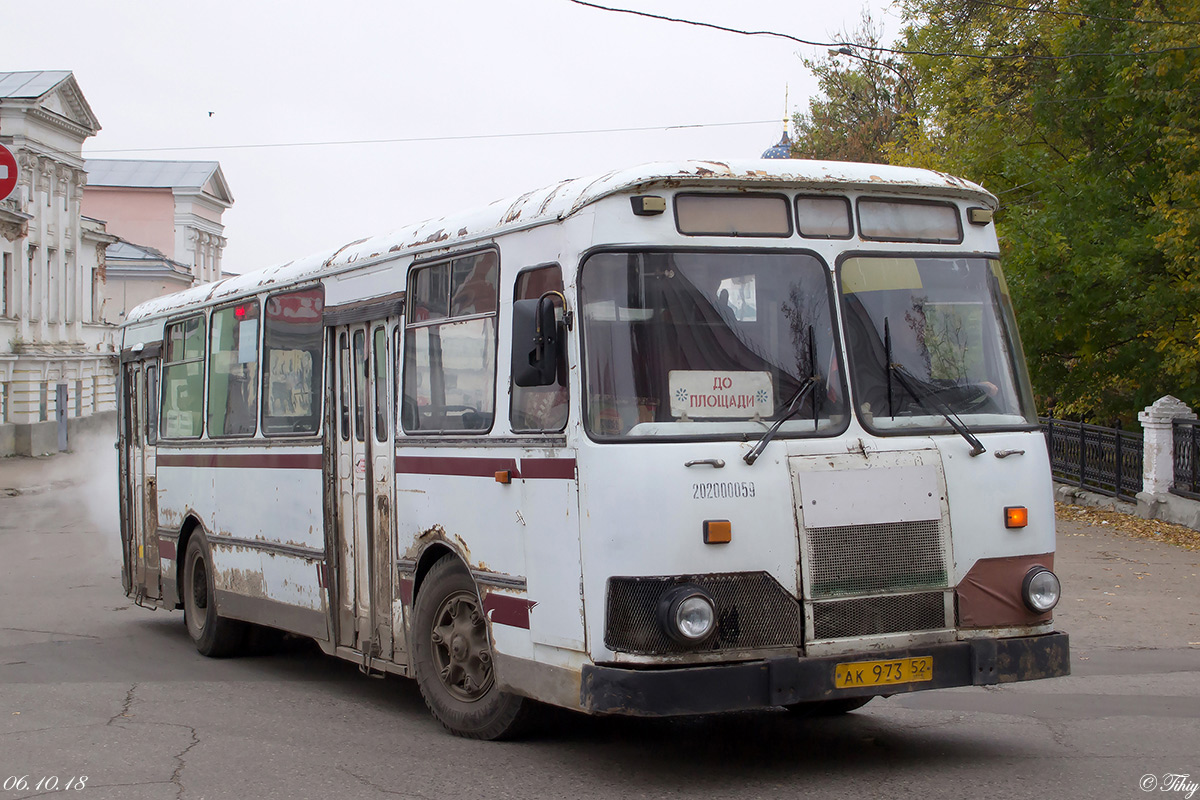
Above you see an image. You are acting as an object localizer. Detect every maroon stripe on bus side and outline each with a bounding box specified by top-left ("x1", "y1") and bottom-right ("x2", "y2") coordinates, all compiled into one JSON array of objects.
[
  {"x1": 156, "y1": 452, "x2": 323, "y2": 470},
  {"x1": 158, "y1": 539, "x2": 177, "y2": 560},
  {"x1": 394, "y1": 455, "x2": 576, "y2": 480},
  {"x1": 519, "y1": 457, "x2": 576, "y2": 480},
  {"x1": 398, "y1": 577, "x2": 415, "y2": 607},
  {"x1": 395, "y1": 456, "x2": 518, "y2": 478},
  {"x1": 482, "y1": 593, "x2": 536, "y2": 630}
]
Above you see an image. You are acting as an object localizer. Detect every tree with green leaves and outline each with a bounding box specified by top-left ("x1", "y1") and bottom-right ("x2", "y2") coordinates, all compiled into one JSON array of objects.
[
  {"x1": 793, "y1": 0, "x2": 1200, "y2": 421},
  {"x1": 790, "y1": 13, "x2": 920, "y2": 163}
]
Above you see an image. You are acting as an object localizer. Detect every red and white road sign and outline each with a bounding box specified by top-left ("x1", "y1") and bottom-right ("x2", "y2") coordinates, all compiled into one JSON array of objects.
[{"x1": 0, "y1": 144, "x2": 17, "y2": 202}]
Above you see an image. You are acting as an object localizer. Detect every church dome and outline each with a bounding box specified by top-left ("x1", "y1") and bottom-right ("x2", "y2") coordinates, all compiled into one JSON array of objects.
[{"x1": 761, "y1": 130, "x2": 793, "y2": 159}]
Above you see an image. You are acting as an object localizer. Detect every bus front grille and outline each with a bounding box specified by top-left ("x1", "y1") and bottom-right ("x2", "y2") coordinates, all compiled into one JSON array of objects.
[
  {"x1": 804, "y1": 519, "x2": 947, "y2": 599},
  {"x1": 605, "y1": 572, "x2": 801, "y2": 655},
  {"x1": 811, "y1": 591, "x2": 947, "y2": 640}
]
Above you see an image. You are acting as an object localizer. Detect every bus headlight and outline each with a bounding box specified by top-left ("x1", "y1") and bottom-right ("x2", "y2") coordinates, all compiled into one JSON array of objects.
[
  {"x1": 658, "y1": 585, "x2": 717, "y2": 644},
  {"x1": 1022, "y1": 567, "x2": 1061, "y2": 613}
]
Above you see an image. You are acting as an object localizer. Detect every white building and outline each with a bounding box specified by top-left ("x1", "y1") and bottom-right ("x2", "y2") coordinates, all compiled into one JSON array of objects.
[
  {"x1": 82, "y1": 159, "x2": 233, "y2": 286},
  {"x1": 0, "y1": 71, "x2": 118, "y2": 456},
  {"x1": 98, "y1": 240, "x2": 193, "y2": 326}
]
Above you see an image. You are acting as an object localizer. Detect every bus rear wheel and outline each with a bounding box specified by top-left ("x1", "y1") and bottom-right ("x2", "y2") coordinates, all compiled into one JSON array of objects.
[
  {"x1": 182, "y1": 535, "x2": 247, "y2": 658},
  {"x1": 412, "y1": 555, "x2": 532, "y2": 739}
]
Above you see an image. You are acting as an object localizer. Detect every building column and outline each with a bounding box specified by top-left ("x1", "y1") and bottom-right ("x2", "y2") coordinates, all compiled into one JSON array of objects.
[
  {"x1": 213, "y1": 234, "x2": 225, "y2": 280},
  {"x1": 36, "y1": 242, "x2": 48, "y2": 341},
  {"x1": 35, "y1": 157, "x2": 54, "y2": 342},
  {"x1": 71, "y1": 170, "x2": 87, "y2": 338},
  {"x1": 54, "y1": 164, "x2": 69, "y2": 340},
  {"x1": 19, "y1": 243, "x2": 34, "y2": 341}
]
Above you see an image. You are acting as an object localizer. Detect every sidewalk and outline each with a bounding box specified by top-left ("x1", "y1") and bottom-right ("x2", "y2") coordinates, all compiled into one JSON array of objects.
[{"x1": 0, "y1": 428, "x2": 117, "y2": 495}]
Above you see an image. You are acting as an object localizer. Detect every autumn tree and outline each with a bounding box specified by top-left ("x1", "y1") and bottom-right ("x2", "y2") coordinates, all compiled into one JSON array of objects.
[
  {"x1": 793, "y1": 1, "x2": 1200, "y2": 420},
  {"x1": 790, "y1": 13, "x2": 920, "y2": 162},
  {"x1": 894, "y1": 0, "x2": 1200, "y2": 421}
]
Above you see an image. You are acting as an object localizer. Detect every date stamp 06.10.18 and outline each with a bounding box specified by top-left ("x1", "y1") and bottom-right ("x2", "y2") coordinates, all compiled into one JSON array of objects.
[{"x1": 4, "y1": 776, "x2": 88, "y2": 792}]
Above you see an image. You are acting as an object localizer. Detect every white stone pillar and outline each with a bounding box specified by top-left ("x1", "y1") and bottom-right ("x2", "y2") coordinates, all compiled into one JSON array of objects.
[
  {"x1": 19, "y1": 244, "x2": 34, "y2": 341},
  {"x1": 1138, "y1": 395, "x2": 1196, "y2": 495}
]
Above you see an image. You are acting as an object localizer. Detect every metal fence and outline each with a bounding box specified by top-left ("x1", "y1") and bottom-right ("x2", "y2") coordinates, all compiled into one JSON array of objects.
[
  {"x1": 1173, "y1": 419, "x2": 1200, "y2": 501},
  {"x1": 1040, "y1": 417, "x2": 1144, "y2": 501}
]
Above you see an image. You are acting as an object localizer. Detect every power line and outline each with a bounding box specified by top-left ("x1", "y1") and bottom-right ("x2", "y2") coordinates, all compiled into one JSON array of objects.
[
  {"x1": 565, "y1": 0, "x2": 1200, "y2": 60},
  {"x1": 85, "y1": 118, "x2": 779, "y2": 155}
]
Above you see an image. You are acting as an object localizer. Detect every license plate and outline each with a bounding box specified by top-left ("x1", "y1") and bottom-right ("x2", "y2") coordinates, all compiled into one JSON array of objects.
[{"x1": 834, "y1": 656, "x2": 934, "y2": 689}]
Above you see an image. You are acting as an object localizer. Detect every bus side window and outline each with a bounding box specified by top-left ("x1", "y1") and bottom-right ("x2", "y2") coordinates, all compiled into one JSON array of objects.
[
  {"x1": 511, "y1": 265, "x2": 568, "y2": 432},
  {"x1": 338, "y1": 333, "x2": 350, "y2": 441},
  {"x1": 160, "y1": 314, "x2": 206, "y2": 439},
  {"x1": 352, "y1": 330, "x2": 367, "y2": 443},
  {"x1": 261, "y1": 286, "x2": 324, "y2": 436},
  {"x1": 395, "y1": 327, "x2": 410, "y2": 433},
  {"x1": 402, "y1": 250, "x2": 499, "y2": 434},
  {"x1": 373, "y1": 326, "x2": 389, "y2": 442},
  {"x1": 208, "y1": 301, "x2": 260, "y2": 437},
  {"x1": 146, "y1": 365, "x2": 158, "y2": 445}
]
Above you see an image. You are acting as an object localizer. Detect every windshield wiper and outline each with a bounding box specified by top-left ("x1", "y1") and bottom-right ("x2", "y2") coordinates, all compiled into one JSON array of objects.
[
  {"x1": 744, "y1": 376, "x2": 818, "y2": 465},
  {"x1": 888, "y1": 362, "x2": 987, "y2": 457},
  {"x1": 881, "y1": 316, "x2": 985, "y2": 456}
]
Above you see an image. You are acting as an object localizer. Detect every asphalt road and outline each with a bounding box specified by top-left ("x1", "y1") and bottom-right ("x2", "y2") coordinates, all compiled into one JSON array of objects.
[{"x1": 1, "y1": 440, "x2": 1198, "y2": 800}]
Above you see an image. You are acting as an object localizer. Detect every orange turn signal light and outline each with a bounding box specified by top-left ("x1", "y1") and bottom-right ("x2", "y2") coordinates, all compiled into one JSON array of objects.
[
  {"x1": 1005, "y1": 506, "x2": 1028, "y2": 528},
  {"x1": 495, "y1": 470, "x2": 512, "y2": 484},
  {"x1": 703, "y1": 520, "x2": 732, "y2": 544}
]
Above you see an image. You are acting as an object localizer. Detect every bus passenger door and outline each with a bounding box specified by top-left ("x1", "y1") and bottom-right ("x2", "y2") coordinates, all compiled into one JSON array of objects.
[
  {"x1": 121, "y1": 359, "x2": 160, "y2": 601},
  {"x1": 368, "y1": 322, "x2": 396, "y2": 662},
  {"x1": 332, "y1": 324, "x2": 396, "y2": 659}
]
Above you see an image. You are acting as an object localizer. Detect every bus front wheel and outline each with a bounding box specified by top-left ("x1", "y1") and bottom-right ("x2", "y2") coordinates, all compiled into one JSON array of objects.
[
  {"x1": 412, "y1": 555, "x2": 532, "y2": 739},
  {"x1": 182, "y1": 535, "x2": 247, "y2": 657}
]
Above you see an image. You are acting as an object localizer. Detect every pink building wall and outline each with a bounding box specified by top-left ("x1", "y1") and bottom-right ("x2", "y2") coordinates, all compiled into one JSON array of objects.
[{"x1": 81, "y1": 187, "x2": 176, "y2": 256}]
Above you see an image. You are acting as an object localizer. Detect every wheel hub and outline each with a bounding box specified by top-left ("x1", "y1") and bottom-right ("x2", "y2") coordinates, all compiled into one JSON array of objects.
[{"x1": 431, "y1": 591, "x2": 495, "y2": 702}]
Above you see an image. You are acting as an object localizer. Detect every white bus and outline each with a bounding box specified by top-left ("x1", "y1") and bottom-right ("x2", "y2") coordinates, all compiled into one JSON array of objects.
[{"x1": 118, "y1": 159, "x2": 1069, "y2": 739}]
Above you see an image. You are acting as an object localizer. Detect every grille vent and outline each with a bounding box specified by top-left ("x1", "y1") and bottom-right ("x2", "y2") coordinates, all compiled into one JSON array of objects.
[
  {"x1": 812, "y1": 591, "x2": 947, "y2": 640},
  {"x1": 605, "y1": 572, "x2": 800, "y2": 655},
  {"x1": 805, "y1": 519, "x2": 946, "y2": 598}
]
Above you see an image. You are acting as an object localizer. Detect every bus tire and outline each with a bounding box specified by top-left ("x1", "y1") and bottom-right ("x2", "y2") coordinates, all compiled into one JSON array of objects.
[
  {"x1": 785, "y1": 696, "x2": 873, "y2": 716},
  {"x1": 182, "y1": 535, "x2": 247, "y2": 658},
  {"x1": 412, "y1": 555, "x2": 532, "y2": 740}
]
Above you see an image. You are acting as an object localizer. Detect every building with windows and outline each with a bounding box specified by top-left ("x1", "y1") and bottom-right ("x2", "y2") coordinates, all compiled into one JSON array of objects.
[
  {"x1": 0, "y1": 71, "x2": 118, "y2": 456},
  {"x1": 96, "y1": 240, "x2": 194, "y2": 326},
  {"x1": 82, "y1": 159, "x2": 233, "y2": 287},
  {"x1": 0, "y1": 72, "x2": 236, "y2": 456}
]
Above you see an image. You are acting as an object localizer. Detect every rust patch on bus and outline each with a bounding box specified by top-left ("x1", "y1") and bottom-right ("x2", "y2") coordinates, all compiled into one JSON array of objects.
[
  {"x1": 219, "y1": 566, "x2": 267, "y2": 598},
  {"x1": 402, "y1": 525, "x2": 452, "y2": 564},
  {"x1": 414, "y1": 229, "x2": 449, "y2": 246},
  {"x1": 403, "y1": 525, "x2": 489, "y2": 576},
  {"x1": 322, "y1": 237, "x2": 369, "y2": 267},
  {"x1": 416, "y1": 524, "x2": 447, "y2": 542},
  {"x1": 453, "y1": 534, "x2": 471, "y2": 561}
]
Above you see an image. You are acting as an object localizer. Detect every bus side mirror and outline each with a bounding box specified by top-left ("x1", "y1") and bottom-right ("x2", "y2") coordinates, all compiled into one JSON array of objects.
[{"x1": 512, "y1": 298, "x2": 560, "y2": 387}]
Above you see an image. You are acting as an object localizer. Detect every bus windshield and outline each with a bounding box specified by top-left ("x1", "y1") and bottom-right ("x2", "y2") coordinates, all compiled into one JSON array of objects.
[
  {"x1": 580, "y1": 250, "x2": 848, "y2": 439},
  {"x1": 840, "y1": 256, "x2": 1037, "y2": 432}
]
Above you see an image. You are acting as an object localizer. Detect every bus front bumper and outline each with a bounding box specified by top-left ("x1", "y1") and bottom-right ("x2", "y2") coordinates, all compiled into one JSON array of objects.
[{"x1": 580, "y1": 632, "x2": 1069, "y2": 716}]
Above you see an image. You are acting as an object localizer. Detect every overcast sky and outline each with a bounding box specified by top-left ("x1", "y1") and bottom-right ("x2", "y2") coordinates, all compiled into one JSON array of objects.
[{"x1": 10, "y1": 1, "x2": 902, "y2": 273}]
